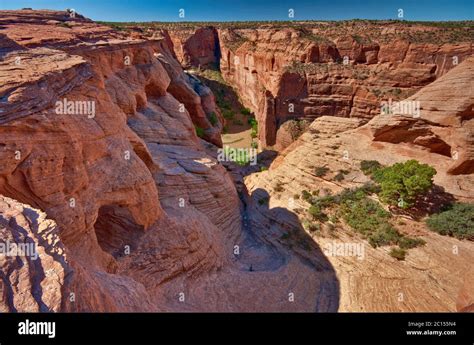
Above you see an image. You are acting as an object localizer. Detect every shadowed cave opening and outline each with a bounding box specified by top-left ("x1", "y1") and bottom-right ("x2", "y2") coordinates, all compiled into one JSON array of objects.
[{"x1": 94, "y1": 204, "x2": 145, "y2": 259}]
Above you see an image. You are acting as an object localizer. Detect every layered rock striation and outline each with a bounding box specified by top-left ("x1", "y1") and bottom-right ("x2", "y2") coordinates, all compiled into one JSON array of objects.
[
  {"x1": 163, "y1": 22, "x2": 472, "y2": 148},
  {"x1": 0, "y1": 10, "x2": 338, "y2": 312}
]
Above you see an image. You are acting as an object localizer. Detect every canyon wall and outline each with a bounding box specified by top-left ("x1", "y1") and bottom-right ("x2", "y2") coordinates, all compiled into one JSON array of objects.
[
  {"x1": 0, "y1": 10, "x2": 339, "y2": 312},
  {"x1": 165, "y1": 23, "x2": 472, "y2": 148},
  {"x1": 0, "y1": 10, "x2": 472, "y2": 313},
  {"x1": 0, "y1": 10, "x2": 236, "y2": 311},
  {"x1": 163, "y1": 27, "x2": 220, "y2": 68},
  {"x1": 244, "y1": 58, "x2": 474, "y2": 311}
]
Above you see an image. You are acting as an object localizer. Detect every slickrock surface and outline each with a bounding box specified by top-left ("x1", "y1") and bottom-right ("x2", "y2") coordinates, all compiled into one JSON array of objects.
[
  {"x1": 0, "y1": 10, "x2": 472, "y2": 313},
  {"x1": 0, "y1": 10, "x2": 337, "y2": 312},
  {"x1": 457, "y1": 273, "x2": 474, "y2": 312},
  {"x1": 245, "y1": 60, "x2": 474, "y2": 311},
  {"x1": 0, "y1": 196, "x2": 66, "y2": 312},
  {"x1": 369, "y1": 56, "x2": 474, "y2": 175}
]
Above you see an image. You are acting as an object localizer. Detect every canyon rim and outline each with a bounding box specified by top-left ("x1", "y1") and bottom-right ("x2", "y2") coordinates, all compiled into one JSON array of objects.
[{"x1": 0, "y1": 6, "x2": 473, "y2": 315}]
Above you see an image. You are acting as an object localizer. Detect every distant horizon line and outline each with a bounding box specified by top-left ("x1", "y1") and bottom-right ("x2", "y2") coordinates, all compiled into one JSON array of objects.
[
  {"x1": 4, "y1": 7, "x2": 473, "y2": 23},
  {"x1": 95, "y1": 19, "x2": 473, "y2": 23}
]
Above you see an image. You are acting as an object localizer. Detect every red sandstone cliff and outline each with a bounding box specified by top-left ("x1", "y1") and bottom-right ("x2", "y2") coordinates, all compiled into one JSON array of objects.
[
  {"x1": 0, "y1": 10, "x2": 338, "y2": 312},
  {"x1": 0, "y1": 11, "x2": 472, "y2": 313},
  {"x1": 163, "y1": 22, "x2": 472, "y2": 148}
]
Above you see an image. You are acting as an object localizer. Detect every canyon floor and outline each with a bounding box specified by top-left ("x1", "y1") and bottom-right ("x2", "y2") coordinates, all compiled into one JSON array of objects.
[{"x1": 0, "y1": 10, "x2": 473, "y2": 312}]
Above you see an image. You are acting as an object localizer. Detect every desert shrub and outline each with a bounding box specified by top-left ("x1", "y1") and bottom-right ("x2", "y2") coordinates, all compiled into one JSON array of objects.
[
  {"x1": 248, "y1": 118, "x2": 258, "y2": 138},
  {"x1": 282, "y1": 119, "x2": 309, "y2": 140},
  {"x1": 426, "y1": 203, "x2": 474, "y2": 240},
  {"x1": 389, "y1": 247, "x2": 407, "y2": 260},
  {"x1": 341, "y1": 198, "x2": 392, "y2": 237},
  {"x1": 194, "y1": 125, "x2": 205, "y2": 138},
  {"x1": 301, "y1": 190, "x2": 312, "y2": 201},
  {"x1": 360, "y1": 181, "x2": 381, "y2": 194},
  {"x1": 241, "y1": 108, "x2": 252, "y2": 116},
  {"x1": 333, "y1": 187, "x2": 367, "y2": 204},
  {"x1": 372, "y1": 89, "x2": 382, "y2": 97},
  {"x1": 313, "y1": 195, "x2": 336, "y2": 209},
  {"x1": 207, "y1": 112, "x2": 218, "y2": 126},
  {"x1": 372, "y1": 160, "x2": 436, "y2": 209},
  {"x1": 397, "y1": 236, "x2": 426, "y2": 249},
  {"x1": 367, "y1": 224, "x2": 401, "y2": 247},
  {"x1": 223, "y1": 147, "x2": 250, "y2": 166},
  {"x1": 248, "y1": 118, "x2": 258, "y2": 130},
  {"x1": 274, "y1": 181, "x2": 284, "y2": 192},
  {"x1": 308, "y1": 205, "x2": 328, "y2": 222},
  {"x1": 334, "y1": 172, "x2": 345, "y2": 181},
  {"x1": 258, "y1": 197, "x2": 269, "y2": 205},
  {"x1": 251, "y1": 141, "x2": 258, "y2": 149},
  {"x1": 360, "y1": 160, "x2": 382, "y2": 175},
  {"x1": 217, "y1": 99, "x2": 231, "y2": 110},
  {"x1": 314, "y1": 166, "x2": 330, "y2": 177},
  {"x1": 222, "y1": 109, "x2": 234, "y2": 120},
  {"x1": 308, "y1": 222, "x2": 320, "y2": 232}
]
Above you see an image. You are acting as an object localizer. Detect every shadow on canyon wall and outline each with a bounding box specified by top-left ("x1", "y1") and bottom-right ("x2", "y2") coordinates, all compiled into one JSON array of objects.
[{"x1": 240, "y1": 187, "x2": 340, "y2": 312}]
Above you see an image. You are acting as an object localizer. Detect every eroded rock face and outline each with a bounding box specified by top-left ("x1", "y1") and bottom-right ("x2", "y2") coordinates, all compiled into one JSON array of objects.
[
  {"x1": 1, "y1": 10, "x2": 472, "y2": 313},
  {"x1": 0, "y1": 10, "x2": 232, "y2": 311},
  {"x1": 245, "y1": 112, "x2": 474, "y2": 311},
  {"x1": 0, "y1": 196, "x2": 67, "y2": 312},
  {"x1": 0, "y1": 10, "x2": 339, "y2": 312},
  {"x1": 166, "y1": 23, "x2": 472, "y2": 148},
  {"x1": 164, "y1": 27, "x2": 219, "y2": 68},
  {"x1": 242, "y1": 59, "x2": 474, "y2": 311},
  {"x1": 369, "y1": 57, "x2": 474, "y2": 175}
]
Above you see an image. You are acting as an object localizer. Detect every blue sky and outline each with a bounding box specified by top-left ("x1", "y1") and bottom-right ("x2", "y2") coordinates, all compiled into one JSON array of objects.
[{"x1": 0, "y1": 0, "x2": 472, "y2": 22}]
